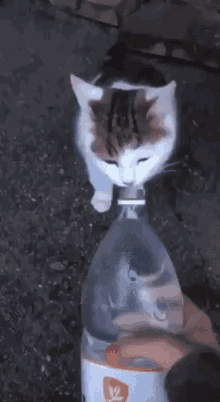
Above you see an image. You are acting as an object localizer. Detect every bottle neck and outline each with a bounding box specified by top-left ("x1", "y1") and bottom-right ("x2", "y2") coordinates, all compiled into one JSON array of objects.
[
  {"x1": 117, "y1": 186, "x2": 146, "y2": 205},
  {"x1": 117, "y1": 185, "x2": 148, "y2": 221}
]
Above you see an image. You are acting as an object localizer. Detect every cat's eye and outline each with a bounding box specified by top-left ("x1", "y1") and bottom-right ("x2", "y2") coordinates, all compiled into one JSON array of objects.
[
  {"x1": 138, "y1": 158, "x2": 150, "y2": 164},
  {"x1": 104, "y1": 160, "x2": 118, "y2": 166}
]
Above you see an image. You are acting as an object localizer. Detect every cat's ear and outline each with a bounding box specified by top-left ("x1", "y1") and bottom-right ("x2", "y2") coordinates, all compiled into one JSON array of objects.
[
  {"x1": 135, "y1": 81, "x2": 176, "y2": 119},
  {"x1": 70, "y1": 74, "x2": 103, "y2": 107},
  {"x1": 154, "y1": 81, "x2": 177, "y2": 136},
  {"x1": 145, "y1": 80, "x2": 176, "y2": 103}
]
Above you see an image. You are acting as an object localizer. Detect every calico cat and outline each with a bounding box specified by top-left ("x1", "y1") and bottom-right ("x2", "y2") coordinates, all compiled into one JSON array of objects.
[{"x1": 70, "y1": 55, "x2": 177, "y2": 213}]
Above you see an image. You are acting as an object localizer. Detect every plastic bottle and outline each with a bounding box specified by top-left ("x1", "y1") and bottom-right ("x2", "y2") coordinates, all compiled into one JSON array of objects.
[{"x1": 81, "y1": 185, "x2": 184, "y2": 402}]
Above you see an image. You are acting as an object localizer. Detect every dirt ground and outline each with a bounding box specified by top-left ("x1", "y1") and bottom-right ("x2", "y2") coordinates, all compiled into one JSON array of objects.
[{"x1": 1, "y1": 1, "x2": 220, "y2": 401}]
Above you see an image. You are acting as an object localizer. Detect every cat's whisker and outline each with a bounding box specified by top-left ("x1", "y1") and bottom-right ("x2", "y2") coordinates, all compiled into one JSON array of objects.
[
  {"x1": 164, "y1": 161, "x2": 180, "y2": 168},
  {"x1": 160, "y1": 169, "x2": 177, "y2": 175},
  {"x1": 91, "y1": 73, "x2": 102, "y2": 85}
]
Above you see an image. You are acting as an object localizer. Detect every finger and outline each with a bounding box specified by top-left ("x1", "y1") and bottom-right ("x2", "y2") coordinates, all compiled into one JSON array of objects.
[
  {"x1": 106, "y1": 335, "x2": 191, "y2": 370},
  {"x1": 180, "y1": 294, "x2": 220, "y2": 351}
]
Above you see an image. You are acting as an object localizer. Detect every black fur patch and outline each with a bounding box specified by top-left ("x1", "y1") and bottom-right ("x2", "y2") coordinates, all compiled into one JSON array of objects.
[{"x1": 108, "y1": 89, "x2": 138, "y2": 134}]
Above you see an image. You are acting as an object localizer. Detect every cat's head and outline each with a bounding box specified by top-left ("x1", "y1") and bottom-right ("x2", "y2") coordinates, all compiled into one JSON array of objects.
[{"x1": 70, "y1": 74, "x2": 177, "y2": 188}]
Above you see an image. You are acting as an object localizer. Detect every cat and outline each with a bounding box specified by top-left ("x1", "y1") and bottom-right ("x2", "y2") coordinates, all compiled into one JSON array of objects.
[{"x1": 70, "y1": 56, "x2": 177, "y2": 213}]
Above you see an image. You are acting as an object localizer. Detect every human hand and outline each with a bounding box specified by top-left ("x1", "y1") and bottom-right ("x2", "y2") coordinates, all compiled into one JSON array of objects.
[
  {"x1": 105, "y1": 294, "x2": 220, "y2": 372},
  {"x1": 177, "y1": 294, "x2": 220, "y2": 351}
]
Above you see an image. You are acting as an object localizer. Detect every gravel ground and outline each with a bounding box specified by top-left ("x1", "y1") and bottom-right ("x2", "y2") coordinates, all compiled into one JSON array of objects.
[
  {"x1": 0, "y1": 1, "x2": 118, "y2": 400},
  {"x1": 1, "y1": 1, "x2": 220, "y2": 401}
]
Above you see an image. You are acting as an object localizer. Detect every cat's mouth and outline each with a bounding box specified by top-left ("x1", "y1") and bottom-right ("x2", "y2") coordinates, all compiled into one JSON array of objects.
[{"x1": 122, "y1": 182, "x2": 134, "y2": 187}]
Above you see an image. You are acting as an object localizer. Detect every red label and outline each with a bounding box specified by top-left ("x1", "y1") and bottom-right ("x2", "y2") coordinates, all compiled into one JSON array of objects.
[{"x1": 103, "y1": 377, "x2": 129, "y2": 402}]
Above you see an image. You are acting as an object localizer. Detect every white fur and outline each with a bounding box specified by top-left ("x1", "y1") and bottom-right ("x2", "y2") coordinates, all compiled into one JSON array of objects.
[{"x1": 70, "y1": 74, "x2": 177, "y2": 212}]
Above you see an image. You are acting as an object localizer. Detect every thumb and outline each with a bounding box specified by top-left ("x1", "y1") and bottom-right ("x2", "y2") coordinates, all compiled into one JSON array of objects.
[{"x1": 178, "y1": 294, "x2": 220, "y2": 351}]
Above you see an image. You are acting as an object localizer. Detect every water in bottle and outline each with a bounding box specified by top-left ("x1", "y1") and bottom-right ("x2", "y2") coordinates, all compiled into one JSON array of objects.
[{"x1": 81, "y1": 185, "x2": 184, "y2": 402}]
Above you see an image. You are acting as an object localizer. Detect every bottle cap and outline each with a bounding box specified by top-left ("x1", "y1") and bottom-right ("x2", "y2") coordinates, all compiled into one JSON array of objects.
[
  {"x1": 117, "y1": 186, "x2": 146, "y2": 205},
  {"x1": 118, "y1": 199, "x2": 146, "y2": 205}
]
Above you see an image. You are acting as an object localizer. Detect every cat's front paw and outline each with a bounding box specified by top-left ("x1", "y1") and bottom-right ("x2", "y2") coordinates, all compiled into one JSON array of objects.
[{"x1": 91, "y1": 192, "x2": 112, "y2": 213}]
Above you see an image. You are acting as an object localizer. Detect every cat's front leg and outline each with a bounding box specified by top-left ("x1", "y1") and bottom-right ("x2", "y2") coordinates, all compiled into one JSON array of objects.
[
  {"x1": 91, "y1": 190, "x2": 113, "y2": 213},
  {"x1": 86, "y1": 157, "x2": 113, "y2": 213}
]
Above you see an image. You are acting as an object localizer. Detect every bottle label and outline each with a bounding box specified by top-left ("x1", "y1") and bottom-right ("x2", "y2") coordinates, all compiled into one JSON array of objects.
[{"x1": 81, "y1": 357, "x2": 169, "y2": 402}]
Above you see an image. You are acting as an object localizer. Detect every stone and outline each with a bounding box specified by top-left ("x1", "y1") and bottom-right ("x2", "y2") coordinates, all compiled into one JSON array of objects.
[
  {"x1": 171, "y1": 48, "x2": 193, "y2": 61},
  {"x1": 204, "y1": 59, "x2": 219, "y2": 69},
  {"x1": 150, "y1": 42, "x2": 166, "y2": 56}
]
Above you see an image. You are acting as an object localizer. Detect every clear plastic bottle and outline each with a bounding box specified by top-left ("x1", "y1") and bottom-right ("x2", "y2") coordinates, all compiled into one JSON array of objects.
[{"x1": 81, "y1": 185, "x2": 184, "y2": 402}]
